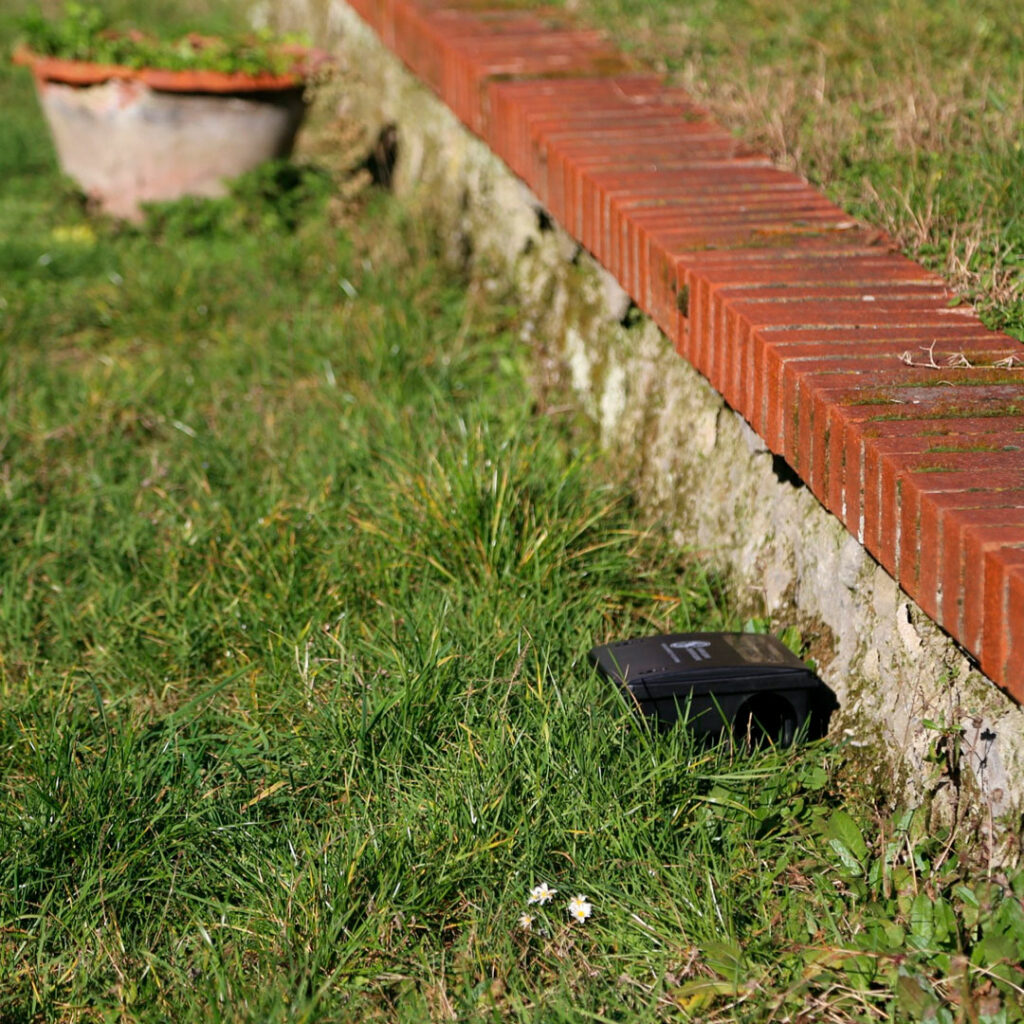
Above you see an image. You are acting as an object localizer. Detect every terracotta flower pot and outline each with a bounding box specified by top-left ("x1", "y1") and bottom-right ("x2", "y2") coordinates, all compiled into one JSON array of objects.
[{"x1": 13, "y1": 43, "x2": 324, "y2": 220}]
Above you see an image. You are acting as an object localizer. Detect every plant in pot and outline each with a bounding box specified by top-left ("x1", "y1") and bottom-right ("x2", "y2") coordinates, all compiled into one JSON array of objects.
[{"x1": 12, "y1": 3, "x2": 331, "y2": 219}]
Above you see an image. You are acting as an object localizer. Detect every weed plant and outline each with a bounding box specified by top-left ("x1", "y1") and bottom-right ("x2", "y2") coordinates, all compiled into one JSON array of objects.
[{"x1": 2, "y1": 3, "x2": 1024, "y2": 1021}]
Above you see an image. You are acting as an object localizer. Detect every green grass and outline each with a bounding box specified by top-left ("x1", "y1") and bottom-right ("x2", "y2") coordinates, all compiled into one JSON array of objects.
[
  {"x1": 3, "y1": 3, "x2": 1024, "y2": 1021},
  {"x1": 549, "y1": 0, "x2": 1024, "y2": 342}
]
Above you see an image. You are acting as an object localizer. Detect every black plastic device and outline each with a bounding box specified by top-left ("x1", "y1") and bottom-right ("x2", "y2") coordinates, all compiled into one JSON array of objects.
[{"x1": 589, "y1": 632, "x2": 835, "y2": 745}]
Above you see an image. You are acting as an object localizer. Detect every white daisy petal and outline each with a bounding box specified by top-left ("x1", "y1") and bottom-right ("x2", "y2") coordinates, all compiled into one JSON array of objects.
[
  {"x1": 567, "y1": 894, "x2": 593, "y2": 922},
  {"x1": 528, "y1": 882, "x2": 557, "y2": 905}
]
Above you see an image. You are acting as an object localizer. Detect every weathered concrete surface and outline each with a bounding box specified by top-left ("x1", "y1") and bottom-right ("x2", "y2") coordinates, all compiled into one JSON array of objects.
[{"x1": 268, "y1": 0, "x2": 1024, "y2": 852}]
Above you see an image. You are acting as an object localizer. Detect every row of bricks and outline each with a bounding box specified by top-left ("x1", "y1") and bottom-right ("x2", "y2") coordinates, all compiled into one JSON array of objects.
[{"x1": 345, "y1": 0, "x2": 1024, "y2": 701}]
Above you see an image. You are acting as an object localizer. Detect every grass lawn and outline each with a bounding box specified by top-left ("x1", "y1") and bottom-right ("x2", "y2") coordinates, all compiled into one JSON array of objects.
[
  {"x1": 2, "y1": 1, "x2": 1024, "y2": 1021},
  {"x1": 556, "y1": 0, "x2": 1024, "y2": 343}
]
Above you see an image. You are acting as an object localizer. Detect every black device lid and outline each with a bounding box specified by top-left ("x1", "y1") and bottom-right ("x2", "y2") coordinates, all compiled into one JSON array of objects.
[{"x1": 589, "y1": 632, "x2": 811, "y2": 689}]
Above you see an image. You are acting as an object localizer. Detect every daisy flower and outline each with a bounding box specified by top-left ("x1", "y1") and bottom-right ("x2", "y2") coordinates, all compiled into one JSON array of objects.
[
  {"x1": 528, "y1": 882, "x2": 557, "y2": 905},
  {"x1": 518, "y1": 912, "x2": 534, "y2": 931},
  {"x1": 567, "y1": 894, "x2": 592, "y2": 923}
]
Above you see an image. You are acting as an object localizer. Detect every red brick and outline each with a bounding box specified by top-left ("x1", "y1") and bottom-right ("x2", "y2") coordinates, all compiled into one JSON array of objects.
[
  {"x1": 550, "y1": 133, "x2": 742, "y2": 231},
  {"x1": 696, "y1": 263, "x2": 941, "y2": 318},
  {"x1": 594, "y1": 168, "x2": 795, "y2": 262},
  {"x1": 780, "y1": 369, "x2": 1024, "y2": 532},
  {"x1": 721, "y1": 284, "x2": 957, "y2": 415},
  {"x1": 542, "y1": 134, "x2": 707, "y2": 223},
  {"x1": 937, "y1": 511, "x2": 1024, "y2": 649},
  {"x1": 953, "y1": 514, "x2": 1024, "y2": 657},
  {"x1": 532, "y1": 137, "x2": 754, "y2": 217},
  {"x1": 755, "y1": 323, "x2": 1008, "y2": 450},
  {"x1": 442, "y1": 33, "x2": 630, "y2": 134},
  {"x1": 521, "y1": 110, "x2": 717, "y2": 200},
  {"x1": 842, "y1": 416, "x2": 1024, "y2": 558},
  {"x1": 896, "y1": 462, "x2": 1024, "y2": 615},
  {"x1": 407, "y1": 9, "x2": 588, "y2": 96},
  {"x1": 771, "y1": 333, "x2": 1017, "y2": 505},
  {"x1": 761, "y1": 330, "x2": 998, "y2": 453},
  {"x1": 620, "y1": 194, "x2": 841, "y2": 294},
  {"x1": 984, "y1": 549, "x2": 1024, "y2": 696},
  {"x1": 636, "y1": 210, "x2": 855, "y2": 317},
  {"x1": 487, "y1": 74, "x2": 667, "y2": 169},
  {"x1": 901, "y1": 477, "x2": 1024, "y2": 616},
  {"x1": 765, "y1": 337, "x2": 1024, "y2": 458},
  {"x1": 1007, "y1": 568, "x2": 1024, "y2": 700},
  {"x1": 646, "y1": 223, "x2": 874, "y2": 317},
  {"x1": 679, "y1": 246, "x2": 933, "y2": 286},
  {"x1": 596, "y1": 169, "x2": 808, "y2": 255},
  {"x1": 910, "y1": 467, "x2": 1024, "y2": 630},
  {"x1": 659, "y1": 243, "x2": 895, "y2": 365},
  {"x1": 573, "y1": 137, "x2": 750, "y2": 243},
  {"x1": 871, "y1": 419, "x2": 1024, "y2": 567}
]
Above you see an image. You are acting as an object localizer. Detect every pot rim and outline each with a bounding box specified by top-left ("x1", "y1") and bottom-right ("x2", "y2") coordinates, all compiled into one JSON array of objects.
[{"x1": 12, "y1": 43, "x2": 328, "y2": 93}]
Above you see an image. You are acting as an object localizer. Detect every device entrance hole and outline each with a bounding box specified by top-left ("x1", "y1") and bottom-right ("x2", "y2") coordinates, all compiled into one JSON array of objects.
[{"x1": 733, "y1": 693, "x2": 797, "y2": 748}]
